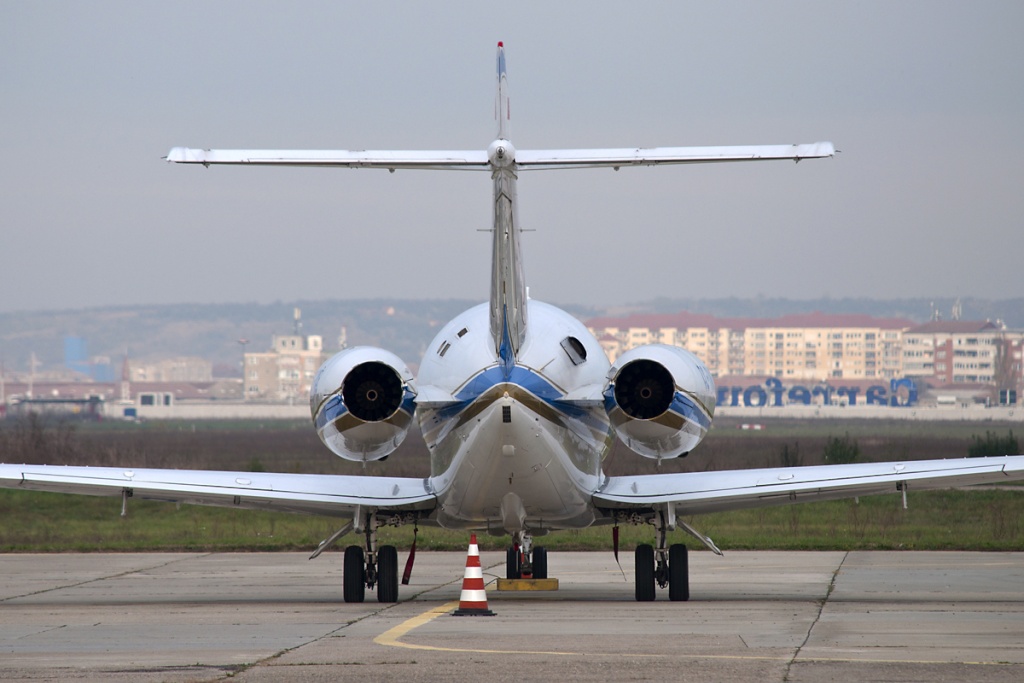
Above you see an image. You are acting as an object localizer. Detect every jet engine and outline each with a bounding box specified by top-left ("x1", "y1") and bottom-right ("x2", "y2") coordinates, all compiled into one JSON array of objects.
[
  {"x1": 604, "y1": 344, "x2": 716, "y2": 460},
  {"x1": 310, "y1": 347, "x2": 417, "y2": 462}
]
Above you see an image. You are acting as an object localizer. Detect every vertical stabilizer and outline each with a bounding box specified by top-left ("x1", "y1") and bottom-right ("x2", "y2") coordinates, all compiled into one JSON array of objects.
[
  {"x1": 496, "y1": 42, "x2": 510, "y2": 140},
  {"x1": 489, "y1": 43, "x2": 526, "y2": 371}
]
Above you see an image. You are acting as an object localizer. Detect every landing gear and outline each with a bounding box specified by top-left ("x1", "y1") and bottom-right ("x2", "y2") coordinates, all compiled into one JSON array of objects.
[
  {"x1": 341, "y1": 511, "x2": 405, "y2": 604},
  {"x1": 506, "y1": 532, "x2": 548, "y2": 579},
  {"x1": 627, "y1": 508, "x2": 692, "y2": 602}
]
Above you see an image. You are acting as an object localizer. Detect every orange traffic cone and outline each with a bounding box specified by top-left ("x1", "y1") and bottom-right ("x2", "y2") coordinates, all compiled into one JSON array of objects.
[{"x1": 452, "y1": 534, "x2": 495, "y2": 616}]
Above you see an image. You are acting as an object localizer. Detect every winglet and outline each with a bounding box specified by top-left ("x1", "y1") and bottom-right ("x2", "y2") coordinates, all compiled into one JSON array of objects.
[{"x1": 496, "y1": 42, "x2": 510, "y2": 140}]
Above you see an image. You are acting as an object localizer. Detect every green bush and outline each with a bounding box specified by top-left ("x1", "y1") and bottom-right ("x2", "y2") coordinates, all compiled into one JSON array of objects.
[
  {"x1": 968, "y1": 430, "x2": 1019, "y2": 458},
  {"x1": 823, "y1": 433, "x2": 859, "y2": 465}
]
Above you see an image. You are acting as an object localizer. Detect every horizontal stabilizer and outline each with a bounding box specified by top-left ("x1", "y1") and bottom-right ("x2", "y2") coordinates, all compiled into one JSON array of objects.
[
  {"x1": 165, "y1": 147, "x2": 489, "y2": 170},
  {"x1": 516, "y1": 142, "x2": 835, "y2": 170}
]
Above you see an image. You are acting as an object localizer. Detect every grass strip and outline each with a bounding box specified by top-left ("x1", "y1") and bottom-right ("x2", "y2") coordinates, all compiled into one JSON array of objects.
[{"x1": 2, "y1": 488, "x2": 1021, "y2": 553}]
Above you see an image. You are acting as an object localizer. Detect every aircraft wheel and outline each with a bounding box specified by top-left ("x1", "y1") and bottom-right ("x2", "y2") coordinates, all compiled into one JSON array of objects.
[
  {"x1": 343, "y1": 545, "x2": 366, "y2": 603},
  {"x1": 506, "y1": 545, "x2": 521, "y2": 579},
  {"x1": 377, "y1": 545, "x2": 399, "y2": 603},
  {"x1": 668, "y1": 543, "x2": 689, "y2": 602},
  {"x1": 532, "y1": 546, "x2": 548, "y2": 580},
  {"x1": 635, "y1": 544, "x2": 655, "y2": 601}
]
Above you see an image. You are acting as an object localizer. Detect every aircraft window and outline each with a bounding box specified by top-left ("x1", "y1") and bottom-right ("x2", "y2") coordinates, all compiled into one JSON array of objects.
[
  {"x1": 457, "y1": 327, "x2": 468, "y2": 338},
  {"x1": 560, "y1": 336, "x2": 587, "y2": 365},
  {"x1": 502, "y1": 406, "x2": 512, "y2": 423},
  {"x1": 438, "y1": 341, "x2": 451, "y2": 357}
]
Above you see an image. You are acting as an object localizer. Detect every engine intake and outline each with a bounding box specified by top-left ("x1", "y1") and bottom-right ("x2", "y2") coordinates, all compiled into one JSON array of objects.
[
  {"x1": 604, "y1": 345, "x2": 716, "y2": 460},
  {"x1": 310, "y1": 347, "x2": 416, "y2": 462}
]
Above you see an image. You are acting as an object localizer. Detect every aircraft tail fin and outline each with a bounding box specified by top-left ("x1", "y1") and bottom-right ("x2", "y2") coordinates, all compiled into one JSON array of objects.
[{"x1": 495, "y1": 42, "x2": 510, "y2": 140}]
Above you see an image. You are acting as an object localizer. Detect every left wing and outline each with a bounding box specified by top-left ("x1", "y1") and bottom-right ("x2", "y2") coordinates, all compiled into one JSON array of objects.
[
  {"x1": 594, "y1": 456, "x2": 1024, "y2": 516},
  {"x1": 0, "y1": 464, "x2": 436, "y2": 517}
]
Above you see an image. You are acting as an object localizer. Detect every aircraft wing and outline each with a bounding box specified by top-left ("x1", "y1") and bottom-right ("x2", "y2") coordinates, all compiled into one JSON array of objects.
[
  {"x1": 0, "y1": 464, "x2": 436, "y2": 518},
  {"x1": 515, "y1": 142, "x2": 835, "y2": 170},
  {"x1": 165, "y1": 147, "x2": 490, "y2": 170},
  {"x1": 594, "y1": 456, "x2": 1024, "y2": 516}
]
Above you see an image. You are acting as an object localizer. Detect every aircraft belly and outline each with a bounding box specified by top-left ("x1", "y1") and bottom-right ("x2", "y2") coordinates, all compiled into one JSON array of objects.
[{"x1": 431, "y1": 397, "x2": 602, "y2": 532}]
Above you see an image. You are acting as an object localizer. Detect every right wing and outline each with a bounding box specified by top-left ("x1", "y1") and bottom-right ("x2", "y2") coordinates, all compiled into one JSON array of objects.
[{"x1": 0, "y1": 464, "x2": 436, "y2": 518}]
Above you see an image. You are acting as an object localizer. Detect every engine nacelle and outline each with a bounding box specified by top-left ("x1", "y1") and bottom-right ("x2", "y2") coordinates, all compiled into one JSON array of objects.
[
  {"x1": 310, "y1": 347, "x2": 416, "y2": 462},
  {"x1": 604, "y1": 344, "x2": 716, "y2": 460}
]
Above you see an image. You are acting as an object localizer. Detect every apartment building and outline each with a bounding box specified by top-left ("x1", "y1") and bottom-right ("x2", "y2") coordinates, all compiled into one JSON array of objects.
[
  {"x1": 243, "y1": 334, "x2": 325, "y2": 402},
  {"x1": 589, "y1": 312, "x2": 912, "y2": 383},
  {"x1": 901, "y1": 321, "x2": 1018, "y2": 386}
]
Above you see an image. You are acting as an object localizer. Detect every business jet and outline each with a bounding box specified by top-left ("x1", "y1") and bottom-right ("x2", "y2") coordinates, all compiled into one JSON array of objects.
[{"x1": 3, "y1": 44, "x2": 1023, "y2": 603}]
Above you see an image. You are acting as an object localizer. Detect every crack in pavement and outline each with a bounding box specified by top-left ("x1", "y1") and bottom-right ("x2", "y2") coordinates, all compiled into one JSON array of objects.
[
  {"x1": 782, "y1": 550, "x2": 848, "y2": 682},
  {"x1": 0, "y1": 553, "x2": 214, "y2": 603}
]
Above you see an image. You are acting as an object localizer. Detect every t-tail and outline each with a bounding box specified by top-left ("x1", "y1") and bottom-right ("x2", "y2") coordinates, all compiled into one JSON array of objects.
[{"x1": 164, "y1": 40, "x2": 836, "y2": 376}]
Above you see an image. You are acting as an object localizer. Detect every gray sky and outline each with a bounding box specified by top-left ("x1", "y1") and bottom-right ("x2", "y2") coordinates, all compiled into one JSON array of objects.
[{"x1": 2, "y1": 1, "x2": 1022, "y2": 313}]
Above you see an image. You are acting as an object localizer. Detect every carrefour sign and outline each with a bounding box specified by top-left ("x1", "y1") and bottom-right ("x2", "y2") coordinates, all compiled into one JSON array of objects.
[{"x1": 716, "y1": 377, "x2": 918, "y2": 408}]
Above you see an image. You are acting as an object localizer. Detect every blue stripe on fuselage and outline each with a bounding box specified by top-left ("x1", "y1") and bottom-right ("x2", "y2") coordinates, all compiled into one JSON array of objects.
[{"x1": 429, "y1": 363, "x2": 604, "y2": 431}]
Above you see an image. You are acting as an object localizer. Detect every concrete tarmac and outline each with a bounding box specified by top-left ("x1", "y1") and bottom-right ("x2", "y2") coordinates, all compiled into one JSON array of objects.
[{"x1": 2, "y1": 551, "x2": 1023, "y2": 682}]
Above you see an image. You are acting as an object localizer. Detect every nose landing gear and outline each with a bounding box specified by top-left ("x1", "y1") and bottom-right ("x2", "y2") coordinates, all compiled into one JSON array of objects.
[{"x1": 505, "y1": 531, "x2": 548, "y2": 579}]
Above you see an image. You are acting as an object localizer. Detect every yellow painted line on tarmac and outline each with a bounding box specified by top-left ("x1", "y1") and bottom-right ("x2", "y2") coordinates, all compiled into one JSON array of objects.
[
  {"x1": 374, "y1": 601, "x2": 1019, "y2": 668},
  {"x1": 373, "y1": 601, "x2": 461, "y2": 651},
  {"x1": 373, "y1": 600, "x2": 583, "y2": 655}
]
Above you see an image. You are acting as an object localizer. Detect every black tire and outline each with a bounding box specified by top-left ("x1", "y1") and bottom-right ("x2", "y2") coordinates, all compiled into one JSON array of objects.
[
  {"x1": 377, "y1": 545, "x2": 399, "y2": 603},
  {"x1": 668, "y1": 543, "x2": 689, "y2": 602},
  {"x1": 506, "y1": 545, "x2": 521, "y2": 579},
  {"x1": 343, "y1": 545, "x2": 365, "y2": 603},
  {"x1": 532, "y1": 546, "x2": 548, "y2": 580},
  {"x1": 635, "y1": 544, "x2": 655, "y2": 602}
]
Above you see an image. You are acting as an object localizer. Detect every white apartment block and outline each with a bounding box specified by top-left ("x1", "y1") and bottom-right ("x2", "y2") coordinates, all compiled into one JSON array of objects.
[
  {"x1": 244, "y1": 334, "x2": 325, "y2": 402},
  {"x1": 588, "y1": 312, "x2": 1019, "y2": 387}
]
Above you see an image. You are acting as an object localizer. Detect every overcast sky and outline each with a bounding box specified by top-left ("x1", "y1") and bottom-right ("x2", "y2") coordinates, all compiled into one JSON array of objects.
[{"x1": 2, "y1": 2, "x2": 1022, "y2": 313}]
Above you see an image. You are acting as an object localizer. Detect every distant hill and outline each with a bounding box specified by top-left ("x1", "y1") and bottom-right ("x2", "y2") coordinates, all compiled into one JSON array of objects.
[
  {"x1": 613, "y1": 297, "x2": 1024, "y2": 328},
  {"x1": 2, "y1": 297, "x2": 1021, "y2": 377}
]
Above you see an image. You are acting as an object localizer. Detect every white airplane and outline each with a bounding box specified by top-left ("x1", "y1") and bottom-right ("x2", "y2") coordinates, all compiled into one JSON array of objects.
[{"x1": 3, "y1": 43, "x2": 1024, "y2": 603}]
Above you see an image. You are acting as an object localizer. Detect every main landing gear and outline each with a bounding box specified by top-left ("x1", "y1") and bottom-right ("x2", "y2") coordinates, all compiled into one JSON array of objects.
[
  {"x1": 505, "y1": 531, "x2": 548, "y2": 579},
  {"x1": 633, "y1": 507, "x2": 689, "y2": 601},
  {"x1": 627, "y1": 507, "x2": 711, "y2": 602},
  {"x1": 336, "y1": 511, "x2": 415, "y2": 603}
]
